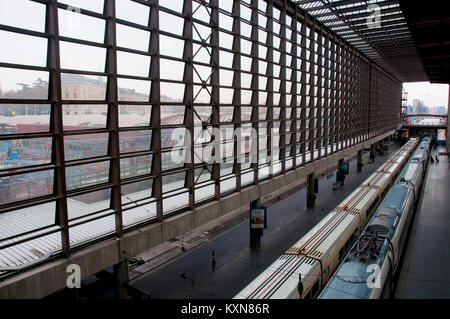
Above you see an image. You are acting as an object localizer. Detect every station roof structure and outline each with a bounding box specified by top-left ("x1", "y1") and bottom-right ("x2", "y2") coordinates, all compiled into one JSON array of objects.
[{"x1": 292, "y1": 0, "x2": 448, "y2": 84}]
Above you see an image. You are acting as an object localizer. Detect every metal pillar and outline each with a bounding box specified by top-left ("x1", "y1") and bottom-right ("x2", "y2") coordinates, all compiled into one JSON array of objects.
[
  {"x1": 307, "y1": 173, "x2": 315, "y2": 208},
  {"x1": 250, "y1": 199, "x2": 261, "y2": 249}
]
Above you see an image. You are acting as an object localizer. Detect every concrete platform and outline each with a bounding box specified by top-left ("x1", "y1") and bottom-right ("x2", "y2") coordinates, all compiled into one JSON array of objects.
[
  {"x1": 394, "y1": 145, "x2": 450, "y2": 299},
  {"x1": 130, "y1": 148, "x2": 400, "y2": 299}
]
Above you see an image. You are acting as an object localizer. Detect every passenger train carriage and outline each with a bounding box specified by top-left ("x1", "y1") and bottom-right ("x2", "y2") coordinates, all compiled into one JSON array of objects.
[
  {"x1": 319, "y1": 136, "x2": 431, "y2": 299},
  {"x1": 234, "y1": 138, "x2": 420, "y2": 299}
]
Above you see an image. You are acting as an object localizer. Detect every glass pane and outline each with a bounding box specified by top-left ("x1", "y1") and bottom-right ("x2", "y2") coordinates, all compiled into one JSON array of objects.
[
  {"x1": 119, "y1": 105, "x2": 151, "y2": 127},
  {"x1": 58, "y1": 0, "x2": 104, "y2": 13},
  {"x1": 61, "y1": 73, "x2": 106, "y2": 101},
  {"x1": 66, "y1": 161, "x2": 109, "y2": 190},
  {"x1": 122, "y1": 179, "x2": 153, "y2": 205},
  {"x1": 0, "y1": 169, "x2": 54, "y2": 204},
  {"x1": 0, "y1": 0, "x2": 46, "y2": 32},
  {"x1": 161, "y1": 106, "x2": 185, "y2": 125},
  {"x1": 64, "y1": 133, "x2": 109, "y2": 161},
  {"x1": 160, "y1": 59, "x2": 185, "y2": 81},
  {"x1": 58, "y1": 8, "x2": 105, "y2": 43},
  {"x1": 0, "y1": 202, "x2": 56, "y2": 240},
  {"x1": 60, "y1": 41, "x2": 106, "y2": 72},
  {"x1": 120, "y1": 130, "x2": 152, "y2": 153},
  {"x1": 0, "y1": 68, "x2": 49, "y2": 99},
  {"x1": 159, "y1": 11, "x2": 184, "y2": 36},
  {"x1": 63, "y1": 104, "x2": 108, "y2": 129},
  {"x1": 120, "y1": 154, "x2": 152, "y2": 179},
  {"x1": 160, "y1": 35, "x2": 184, "y2": 59},
  {"x1": 0, "y1": 137, "x2": 52, "y2": 168},
  {"x1": 116, "y1": 24, "x2": 150, "y2": 52},
  {"x1": 160, "y1": 82, "x2": 185, "y2": 103},
  {"x1": 162, "y1": 151, "x2": 183, "y2": 171},
  {"x1": 159, "y1": 0, "x2": 183, "y2": 13},
  {"x1": 117, "y1": 51, "x2": 151, "y2": 77},
  {"x1": 68, "y1": 188, "x2": 111, "y2": 220},
  {"x1": 0, "y1": 104, "x2": 50, "y2": 132},
  {"x1": 163, "y1": 171, "x2": 186, "y2": 193},
  {"x1": 118, "y1": 78, "x2": 150, "y2": 102},
  {"x1": 116, "y1": 0, "x2": 150, "y2": 26},
  {"x1": 0, "y1": 30, "x2": 47, "y2": 67}
]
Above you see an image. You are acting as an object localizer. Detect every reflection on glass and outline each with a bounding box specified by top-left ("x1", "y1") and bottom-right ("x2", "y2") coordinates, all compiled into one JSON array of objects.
[
  {"x1": 66, "y1": 160, "x2": 109, "y2": 190},
  {"x1": 0, "y1": 169, "x2": 54, "y2": 204},
  {"x1": 64, "y1": 133, "x2": 109, "y2": 161}
]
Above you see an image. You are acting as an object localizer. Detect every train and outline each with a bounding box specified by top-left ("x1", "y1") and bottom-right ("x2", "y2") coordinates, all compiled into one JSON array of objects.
[
  {"x1": 234, "y1": 137, "x2": 420, "y2": 299},
  {"x1": 319, "y1": 136, "x2": 431, "y2": 299}
]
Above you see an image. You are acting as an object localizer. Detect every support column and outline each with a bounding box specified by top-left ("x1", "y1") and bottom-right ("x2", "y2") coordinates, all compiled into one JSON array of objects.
[
  {"x1": 113, "y1": 260, "x2": 129, "y2": 299},
  {"x1": 307, "y1": 173, "x2": 315, "y2": 208},
  {"x1": 250, "y1": 199, "x2": 261, "y2": 249},
  {"x1": 357, "y1": 149, "x2": 363, "y2": 172}
]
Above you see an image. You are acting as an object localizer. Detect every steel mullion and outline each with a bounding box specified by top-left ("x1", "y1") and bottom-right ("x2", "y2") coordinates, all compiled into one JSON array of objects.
[
  {"x1": 265, "y1": 0, "x2": 274, "y2": 178},
  {"x1": 182, "y1": 0, "x2": 195, "y2": 211},
  {"x1": 279, "y1": 1, "x2": 287, "y2": 175},
  {"x1": 307, "y1": 24, "x2": 315, "y2": 161},
  {"x1": 47, "y1": 0, "x2": 70, "y2": 257},
  {"x1": 231, "y1": 0, "x2": 241, "y2": 191},
  {"x1": 250, "y1": 0, "x2": 259, "y2": 185},
  {"x1": 104, "y1": 0, "x2": 123, "y2": 237},
  {"x1": 322, "y1": 34, "x2": 330, "y2": 157},
  {"x1": 150, "y1": 0, "x2": 163, "y2": 220},
  {"x1": 316, "y1": 28, "x2": 323, "y2": 159},
  {"x1": 299, "y1": 17, "x2": 308, "y2": 165},
  {"x1": 210, "y1": 0, "x2": 220, "y2": 201},
  {"x1": 289, "y1": 8, "x2": 298, "y2": 166}
]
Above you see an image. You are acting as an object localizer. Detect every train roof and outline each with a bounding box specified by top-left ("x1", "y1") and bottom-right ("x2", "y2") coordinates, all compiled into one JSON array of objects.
[
  {"x1": 319, "y1": 261, "x2": 371, "y2": 299},
  {"x1": 234, "y1": 254, "x2": 319, "y2": 299}
]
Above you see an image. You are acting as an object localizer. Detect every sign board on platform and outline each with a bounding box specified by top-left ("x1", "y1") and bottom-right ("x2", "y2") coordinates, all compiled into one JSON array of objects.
[{"x1": 250, "y1": 207, "x2": 267, "y2": 229}]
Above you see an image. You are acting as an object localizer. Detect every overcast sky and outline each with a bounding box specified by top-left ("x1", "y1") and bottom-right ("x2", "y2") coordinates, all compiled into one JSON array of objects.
[{"x1": 403, "y1": 82, "x2": 449, "y2": 108}]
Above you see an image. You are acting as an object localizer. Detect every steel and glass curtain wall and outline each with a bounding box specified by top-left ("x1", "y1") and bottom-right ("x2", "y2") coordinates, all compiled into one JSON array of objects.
[{"x1": 0, "y1": 0, "x2": 401, "y2": 275}]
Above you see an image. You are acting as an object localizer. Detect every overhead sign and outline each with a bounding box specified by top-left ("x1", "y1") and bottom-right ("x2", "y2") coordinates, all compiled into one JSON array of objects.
[{"x1": 250, "y1": 207, "x2": 267, "y2": 229}]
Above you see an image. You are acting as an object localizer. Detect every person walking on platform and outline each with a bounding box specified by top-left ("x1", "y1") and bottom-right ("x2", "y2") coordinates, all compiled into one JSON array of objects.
[
  {"x1": 369, "y1": 150, "x2": 375, "y2": 163},
  {"x1": 211, "y1": 249, "x2": 216, "y2": 273},
  {"x1": 435, "y1": 154, "x2": 439, "y2": 164}
]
